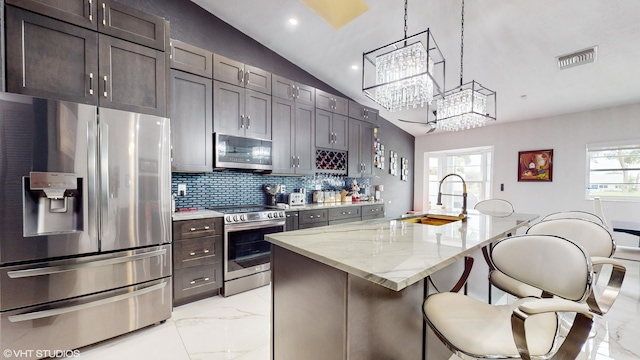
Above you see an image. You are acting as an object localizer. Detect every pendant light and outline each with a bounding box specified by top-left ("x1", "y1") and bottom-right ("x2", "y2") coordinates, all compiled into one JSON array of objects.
[
  {"x1": 362, "y1": 0, "x2": 446, "y2": 112},
  {"x1": 435, "y1": 0, "x2": 496, "y2": 131}
]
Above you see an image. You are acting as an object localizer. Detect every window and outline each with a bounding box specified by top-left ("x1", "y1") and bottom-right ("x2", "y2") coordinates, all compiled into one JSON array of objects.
[
  {"x1": 427, "y1": 147, "x2": 493, "y2": 211},
  {"x1": 586, "y1": 140, "x2": 640, "y2": 200}
]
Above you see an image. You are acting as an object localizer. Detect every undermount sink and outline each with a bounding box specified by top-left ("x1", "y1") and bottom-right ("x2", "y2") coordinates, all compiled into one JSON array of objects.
[{"x1": 402, "y1": 214, "x2": 465, "y2": 226}]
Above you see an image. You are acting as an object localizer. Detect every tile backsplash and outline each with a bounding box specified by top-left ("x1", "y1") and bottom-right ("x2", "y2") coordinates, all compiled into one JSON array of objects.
[{"x1": 172, "y1": 170, "x2": 370, "y2": 209}]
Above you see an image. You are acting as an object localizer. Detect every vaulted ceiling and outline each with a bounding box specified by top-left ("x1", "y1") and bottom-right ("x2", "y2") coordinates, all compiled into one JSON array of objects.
[{"x1": 192, "y1": 0, "x2": 640, "y2": 136}]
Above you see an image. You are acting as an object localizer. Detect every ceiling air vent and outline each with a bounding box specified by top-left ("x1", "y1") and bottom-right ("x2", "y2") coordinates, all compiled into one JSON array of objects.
[{"x1": 557, "y1": 46, "x2": 598, "y2": 69}]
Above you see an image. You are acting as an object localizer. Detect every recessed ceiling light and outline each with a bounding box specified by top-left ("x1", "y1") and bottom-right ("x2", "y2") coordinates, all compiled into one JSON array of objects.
[
  {"x1": 351, "y1": 65, "x2": 358, "y2": 70},
  {"x1": 289, "y1": 18, "x2": 298, "y2": 26}
]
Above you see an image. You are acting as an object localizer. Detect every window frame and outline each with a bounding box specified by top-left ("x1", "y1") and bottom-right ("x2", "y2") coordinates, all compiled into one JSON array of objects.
[
  {"x1": 426, "y1": 146, "x2": 493, "y2": 211},
  {"x1": 585, "y1": 139, "x2": 640, "y2": 202}
]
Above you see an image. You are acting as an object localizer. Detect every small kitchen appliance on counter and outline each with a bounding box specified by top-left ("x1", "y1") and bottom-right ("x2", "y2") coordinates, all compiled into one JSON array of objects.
[{"x1": 288, "y1": 189, "x2": 306, "y2": 206}]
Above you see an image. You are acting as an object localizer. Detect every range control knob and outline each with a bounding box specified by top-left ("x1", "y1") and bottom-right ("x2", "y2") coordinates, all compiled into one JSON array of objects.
[
  {"x1": 233, "y1": 215, "x2": 239, "y2": 222},
  {"x1": 279, "y1": 211, "x2": 285, "y2": 218},
  {"x1": 240, "y1": 214, "x2": 246, "y2": 221},
  {"x1": 226, "y1": 216, "x2": 232, "y2": 223},
  {"x1": 268, "y1": 212, "x2": 273, "y2": 218}
]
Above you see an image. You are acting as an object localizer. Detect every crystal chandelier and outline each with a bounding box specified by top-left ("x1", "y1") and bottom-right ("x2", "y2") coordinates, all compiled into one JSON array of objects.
[
  {"x1": 436, "y1": 0, "x2": 496, "y2": 131},
  {"x1": 362, "y1": 0, "x2": 445, "y2": 112}
]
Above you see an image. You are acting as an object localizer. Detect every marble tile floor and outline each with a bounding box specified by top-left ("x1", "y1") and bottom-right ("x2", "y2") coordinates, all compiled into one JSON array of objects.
[{"x1": 73, "y1": 259, "x2": 639, "y2": 360}]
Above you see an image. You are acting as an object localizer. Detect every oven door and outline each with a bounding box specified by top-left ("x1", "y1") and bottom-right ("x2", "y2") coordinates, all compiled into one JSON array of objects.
[{"x1": 224, "y1": 220, "x2": 285, "y2": 281}]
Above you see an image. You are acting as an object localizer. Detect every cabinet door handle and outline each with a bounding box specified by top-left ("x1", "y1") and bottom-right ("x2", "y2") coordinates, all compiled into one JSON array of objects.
[
  {"x1": 190, "y1": 277, "x2": 210, "y2": 285},
  {"x1": 291, "y1": 156, "x2": 295, "y2": 169},
  {"x1": 89, "y1": 73, "x2": 94, "y2": 95},
  {"x1": 245, "y1": 71, "x2": 250, "y2": 85},
  {"x1": 246, "y1": 115, "x2": 250, "y2": 129},
  {"x1": 101, "y1": 2, "x2": 106, "y2": 26},
  {"x1": 189, "y1": 249, "x2": 210, "y2": 256},
  {"x1": 239, "y1": 69, "x2": 244, "y2": 84},
  {"x1": 88, "y1": 0, "x2": 93, "y2": 21},
  {"x1": 294, "y1": 85, "x2": 299, "y2": 99},
  {"x1": 103, "y1": 75, "x2": 108, "y2": 97},
  {"x1": 240, "y1": 115, "x2": 245, "y2": 128},
  {"x1": 297, "y1": 156, "x2": 300, "y2": 167},
  {"x1": 189, "y1": 226, "x2": 210, "y2": 232}
]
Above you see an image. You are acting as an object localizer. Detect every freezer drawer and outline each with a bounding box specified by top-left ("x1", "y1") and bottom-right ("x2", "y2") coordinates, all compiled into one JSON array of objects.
[
  {"x1": 0, "y1": 277, "x2": 171, "y2": 359},
  {"x1": 0, "y1": 245, "x2": 171, "y2": 311}
]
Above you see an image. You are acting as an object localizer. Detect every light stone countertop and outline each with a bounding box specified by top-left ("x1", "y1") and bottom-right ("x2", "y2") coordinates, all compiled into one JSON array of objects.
[
  {"x1": 172, "y1": 209, "x2": 224, "y2": 221},
  {"x1": 171, "y1": 201, "x2": 382, "y2": 220},
  {"x1": 266, "y1": 211, "x2": 539, "y2": 291}
]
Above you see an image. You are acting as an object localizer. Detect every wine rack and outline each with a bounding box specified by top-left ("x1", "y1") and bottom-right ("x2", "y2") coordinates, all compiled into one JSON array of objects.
[{"x1": 316, "y1": 149, "x2": 347, "y2": 174}]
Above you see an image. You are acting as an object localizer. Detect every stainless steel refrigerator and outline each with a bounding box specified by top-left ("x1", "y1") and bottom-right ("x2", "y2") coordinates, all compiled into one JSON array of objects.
[{"x1": 0, "y1": 93, "x2": 172, "y2": 355}]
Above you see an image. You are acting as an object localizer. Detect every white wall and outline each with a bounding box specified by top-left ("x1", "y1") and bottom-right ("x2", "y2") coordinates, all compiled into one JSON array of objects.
[{"x1": 414, "y1": 102, "x2": 640, "y2": 227}]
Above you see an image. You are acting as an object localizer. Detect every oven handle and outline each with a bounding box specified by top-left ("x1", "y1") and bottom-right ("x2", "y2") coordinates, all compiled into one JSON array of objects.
[
  {"x1": 8, "y1": 282, "x2": 167, "y2": 323},
  {"x1": 225, "y1": 220, "x2": 286, "y2": 231}
]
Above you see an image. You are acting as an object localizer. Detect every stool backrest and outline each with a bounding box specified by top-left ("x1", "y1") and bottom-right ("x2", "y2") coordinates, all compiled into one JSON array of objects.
[
  {"x1": 527, "y1": 218, "x2": 615, "y2": 258},
  {"x1": 474, "y1": 199, "x2": 514, "y2": 216},
  {"x1": 491, "y1": 234, "x2": 593, "y2": 302},
  {"x1": 541, "y1": 210, "x2": 604, "y2": 225}
]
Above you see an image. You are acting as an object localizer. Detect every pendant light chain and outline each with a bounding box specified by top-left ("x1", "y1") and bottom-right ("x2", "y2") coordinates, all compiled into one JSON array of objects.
[
  {"x1": 404, "y1": 0, "x2": 408, "y2": 40},
  {"x1": 459, "y1": 0, "x2": 465, "y2": 86}
]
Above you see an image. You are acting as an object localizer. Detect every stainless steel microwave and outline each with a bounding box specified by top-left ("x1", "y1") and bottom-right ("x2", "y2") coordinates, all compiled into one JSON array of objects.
[{"x1": 214, "y1": 133, "x2": 273, "y2": 171}]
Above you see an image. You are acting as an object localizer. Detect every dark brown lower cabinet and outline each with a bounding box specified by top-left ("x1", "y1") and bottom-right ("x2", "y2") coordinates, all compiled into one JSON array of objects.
[{"x1": 172, "y1": 218, "x2": 223, "y2": 306}]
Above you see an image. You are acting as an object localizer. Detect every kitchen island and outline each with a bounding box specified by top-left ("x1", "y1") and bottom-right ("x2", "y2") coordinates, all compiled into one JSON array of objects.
[{"x1": 266, "y1": 211, "x2": 539, "y2": 360}]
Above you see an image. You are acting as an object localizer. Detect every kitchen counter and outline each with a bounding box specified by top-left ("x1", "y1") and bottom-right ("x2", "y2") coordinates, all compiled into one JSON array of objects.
[
  {"x1": 267, "y1": 210, "x2": 537, "y2": 291},
  {"x1": 266, "y1": 211, "x2": 539, "y2": 360},
  {"x1": 281, "y1": 199, "x2": 385, "y2": 212},
  {"x1": 172, "y1": 209, "x2": 224, "y2": 221},
  {"x1": 171, "y1": 201, "x2": 383, "y2": 221}
]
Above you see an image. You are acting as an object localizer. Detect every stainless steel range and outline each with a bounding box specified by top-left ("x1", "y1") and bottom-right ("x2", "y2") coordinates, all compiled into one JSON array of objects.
[{"x1": 208, "y1": 205, "x2": 286, "y2": 296}]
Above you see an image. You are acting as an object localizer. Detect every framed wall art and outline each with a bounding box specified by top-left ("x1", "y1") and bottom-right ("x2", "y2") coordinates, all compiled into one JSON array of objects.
[
  {"x1": 518, "y1": 149, "x2": 553, "y2": 181},
  {"x1": 389, "y1": 151, "x2": 398, "y2": 176},
  {"x1": 400, "y1": 157, "x2": 409, "y2": 181}
]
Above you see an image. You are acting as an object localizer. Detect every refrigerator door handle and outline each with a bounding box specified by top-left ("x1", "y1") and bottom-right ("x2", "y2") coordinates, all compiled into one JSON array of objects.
[
  {"x1": 99, "y1": 123, "x2": 110, "y2": 237},
  {"x1": 7, "y1": 248, "x2": 167, "y2": 278},
  {"x1": 8, "y1": 281, "x2": 167, "y2": 323}
]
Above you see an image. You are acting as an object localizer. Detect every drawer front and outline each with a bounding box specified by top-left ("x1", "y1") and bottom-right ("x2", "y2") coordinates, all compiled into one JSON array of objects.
[
  {"x1": 1, "y1": 277, "x2": 171, "y2": 356},
  {"x1": 328, "y1": 207, "x2": 361, "y2": 221},
  {"x1": 173, "y1": 265, "x2": 222, "y2": 300},
  {"x1": 361, "y1": 204, "x2": 385, "y2": 218},
  {"x1": 1, "y1": 245, "x2": 170, "y2": 311},
  {"x1": 299, "y1": 209, "x2": 328, "y2": 224},
  {"x1": 173, "y1": 218, "x2": 222, "y2": 240},
  {"x1": 173, "y1": 235, "x2": 221, "y2": 270}
]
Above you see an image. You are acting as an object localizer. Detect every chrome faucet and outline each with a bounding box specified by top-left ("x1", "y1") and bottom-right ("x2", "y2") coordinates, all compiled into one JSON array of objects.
[{"x1": 436, "y1": 173, "x2": 468, "y2": 216}]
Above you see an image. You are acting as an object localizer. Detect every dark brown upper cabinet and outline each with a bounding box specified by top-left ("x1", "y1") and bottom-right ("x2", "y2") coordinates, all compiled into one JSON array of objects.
[
  {"x1": 213, "y1": 54, "x2": 271, "y2": 95},
  {"x1": 348, "y1": 100, "x2": 379, "y2": 124},
  {"x1": 6, "y1": 6, "x2": 167, "y2": 116},
  {"x1": 98, "y1": 34, "x2": 167, "y2": 116},
  {"x1": 213, "y1": 81, "x2": 272, "y2": 140},
  {"x1": 315, "y1": 89, "x2": 348, "y2": 116},
  {"x1": 272, "y1": 74, "x2": 315, "y2": 106},
  {"x1": 5, "y1": 6, "x2": 99, "y2": 105},
  {"x1": 7, "y1": 0, "x2": 167, "y2": 51},
  {"x1": 170, "y1": 70, "x2": 213, "y2": 172},
  {"x1": 170, "y1": 39, "x2": 213, "y2": 78}
]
